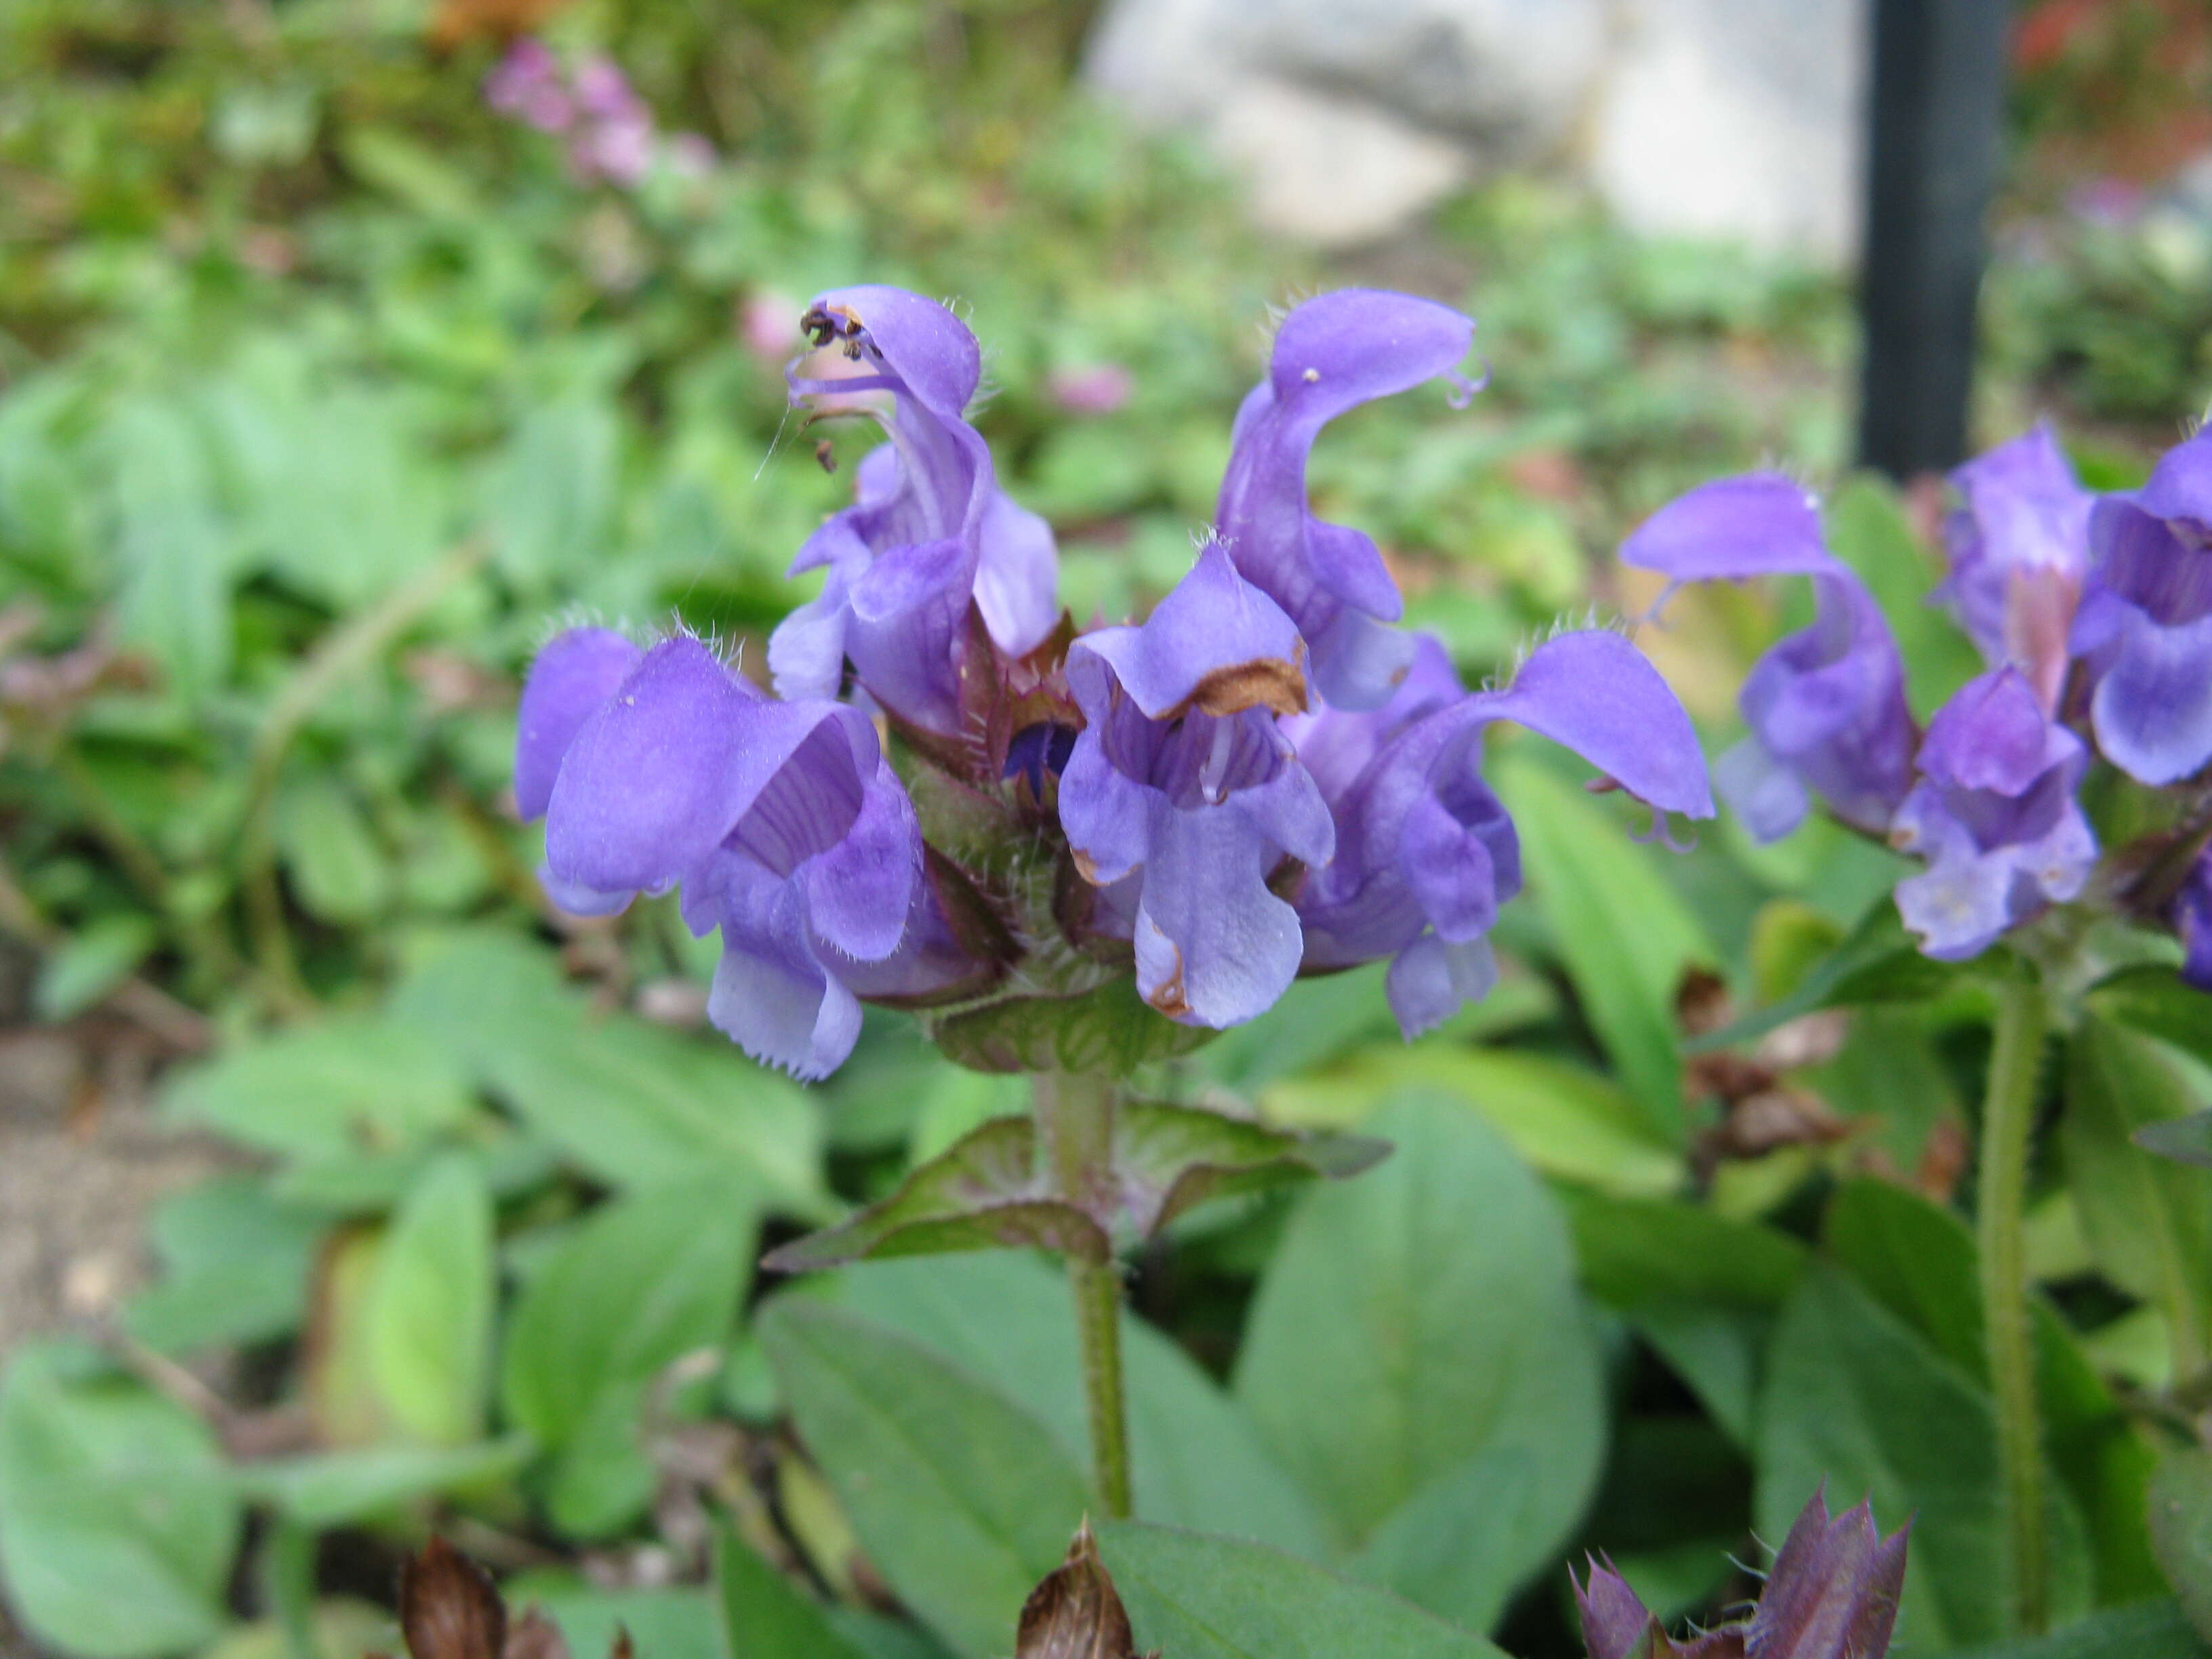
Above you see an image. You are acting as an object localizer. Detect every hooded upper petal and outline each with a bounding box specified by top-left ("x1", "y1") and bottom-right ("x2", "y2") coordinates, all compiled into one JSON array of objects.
[
  {"x1": 1216, "y1": 289, "x2": 1478, "y2": 710},
  {"x1": 1938, "y1": 425, "x2": 2092, "y2": 704},
  {"x1": 769, "y1": 287, "x2": 1058, "y2": 733},
  {"x1": 514, "y1": 628, "x2": 644, "y2": 819},
  {"x1": 1624, "y1": 473, "x2": 1914, "y2": 839}
]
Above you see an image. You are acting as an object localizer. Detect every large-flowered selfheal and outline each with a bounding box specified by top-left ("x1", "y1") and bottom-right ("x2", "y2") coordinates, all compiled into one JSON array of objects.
[
  {"x1": 1938, "y1": 424, "x2": 2093, "y2": 710},
  {"x1": 2071, "y1": 430, "x2": 2212, "y2": 785},
  {"x1": 1059, "y1": 541, "x2": 1333, "y2": 1027},
  {"x1": 1624, "y1": 473, "x2": 1916, "y2": 842},
  {"x1": 1289, "y1": 630, "x2": 1713, "y2": 1038},
  {"x1": 768, "y1": 287, "x2": 1057, "y2": 737},
  {"x1": 516, "y1": 630, "x2": 921, "y2": 1080},
  {"x1": 1891, "y1": 667, "x2": 2095, "y2": 960},
  {"x1": 1215, "y1": 289, "x2": 1479, "y2": 711}
]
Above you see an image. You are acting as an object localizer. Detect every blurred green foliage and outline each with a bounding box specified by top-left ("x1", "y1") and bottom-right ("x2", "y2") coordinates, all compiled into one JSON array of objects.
[{"x1": 2, "y1": 5, "x2": 2210, "y2": 1659}]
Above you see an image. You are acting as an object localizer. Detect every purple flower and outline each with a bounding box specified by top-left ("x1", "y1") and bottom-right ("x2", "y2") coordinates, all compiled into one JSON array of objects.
[
  {"x1": 1624, "y1": 474, "x2": 1916, "y2": 842},
  {"x1": 1288, "y1": 630, "x2": 1713, "y2": 1038},
  {"x1": 769, "y1": 287, "x2": 1059, "y2": 738},
  {"x1": 1215, "y1": 289, "x2": 1479, "y2": 711},
  {"x1": 1575, "y1": 1489, "x2": 1906, "y2": 1659},
  {"x1": 1059, "y1": 541, "x2": 1333, "y2": 1027},
  {"x1": 515, "y1": 630, "x2": 923, "y2": 1080},
  {"x1": 2174, "y1": 848, "x2": 2212, "y2": 993},
  {"x1": 484, "y1": 39, "x2": 573, "y2": 134},
  {"x1": 1938, "y1": 425, "x2": 2093, "y2": 710},
  {"x1": 1891, "y1": 668, "x2": 2095, "y2": 960},
  {"x1": 2070, "y1": 430, "x2": 2212, "y2": 785}
]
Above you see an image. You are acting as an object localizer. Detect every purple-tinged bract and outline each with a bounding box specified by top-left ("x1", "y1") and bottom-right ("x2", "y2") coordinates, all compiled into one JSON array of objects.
[
  {"x1": 1059, "y1": 541, "x2": 1333, "y2": 1028},
  {"x1": 2070, "y1": 429, "x2": 2212, "y2": 785},
  {"x1": 1215, "y1": 289, "x2": 1479, "y2": 712},
  {"x1": 1891, "y1": 668, "x2": 2096, "y2": 960},
  {"x1": 1623, "y1": 473, "x2": 1916, "y2": 842},
  {"x1": 2177, "y1": 848, "x2": 2212, "y2": 994},
  {"x1": 770, "y1": 287, "x2": 1057, "y2": 738}
]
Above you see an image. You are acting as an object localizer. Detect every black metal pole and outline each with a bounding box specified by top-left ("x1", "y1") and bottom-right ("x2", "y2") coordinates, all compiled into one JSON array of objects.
[{"x1": 1856, "y1": 0, "x2": 2013, "y2": 480}]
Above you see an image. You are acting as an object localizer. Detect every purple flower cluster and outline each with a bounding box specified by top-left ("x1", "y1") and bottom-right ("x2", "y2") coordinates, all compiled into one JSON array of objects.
[
  {"x1": 484, "y1": 41, "x2": 712, "y2": 188},
  {"x1": 1629, "y1": 424, "x2": 2212, "y2": 967},
  {"x1": 514, "y1": 287, "x2": 1713, "y2": 1078}
]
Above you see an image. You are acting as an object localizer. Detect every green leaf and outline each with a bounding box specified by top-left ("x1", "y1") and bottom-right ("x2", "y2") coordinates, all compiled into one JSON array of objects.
[
  {"x1": 1113, "y1": 1101, "x2": 1389, "y2": 1235},
  {"x1": 337, "y1": 125, "x2": 482, "y2": 219},
  {"x1": 393, "y1": 933, "x2": 828, "y2": 1215},
  {"x1": 501, "y1": 1183, "x2": 754, "y2": 1538},
  {"x1": 1686, "y1": 898, "x2": 1963, "y2": 1055},
  {"x1": 124, "y1": 1173, "x2": 325, "y2": 1354},
  {"x1": 1952, "y1": 1600, "x2": 2211, "y2": 1658},
  {"x1": 1561, "y1": 1191, "x2": 1808, "y2": 1445},
  {"x1": 764, "y1": 1118, "x2": 1109, "y2": 1272},
  {"x1": 0, "y1": 1345, "x2": 241, "y2": 1659},
  {"x1": 1348, "y1": 1446, "x2": 1543, "y2": 1635},
  {"x1": 762, "y1": 1301, "x2": 1089, "y2": 1657},
  {"x1": 2152, "y1": 1450, "x2": 2212, "y2": 1645},
  {"x1": 34, "y1": 913, "x2": 157, "y2": 1021},
  {"x1": 2062, "y1": 1017, "x2": 2212, "y2": 1361},
  {"x1": 1262, "y1": 1046, "x2": 1681, "y2": 1196},
  {"x1": 926, "y1": 978, "x2": 1220, "y2": 1076},
  {"x1": 832, "y1": 1254, "x2": 1330, "y2": 1558},
  {"x1": 487, "y1": 400, "x2": 619, "y2": 583},
  {"x1": 1094, "y1": 1523, "x2": 1507, "y2": 1659},
  {"x1": 2086, "y1": 966, "x2": 2212, "y2": 1071},
  {"x1": 276, "y1": 777, "x2": 391, "y2": 925},
  {"x1": 1494, "y1": 756, "x2": 1713, "y2": 1138},
  {"x1": 1825, "y1": 475, "x2": 1983, "y2": 718},
  {"x1": 1233, "y1": 1093, "x2": 1604, "y2": 1604},
  {"x1": 1822, "y1": 1178, "x2": 2163, "y2": 1603},
  {"x1": 713, "y1": 1517, "x2": 872, "y2": 1659},
  {"x1": 163, "y1": 1014, "x2": 474, "y2": 1160},
  {"x1": 497, "y1": 1577, "x2": 720, "y2": 1659},
  {"x1": 234, "y1": 1438, "x2": 531, "y2": 1528},
  {"x1": 366, "y1": 1153, "x2": 494, "y2": 1446},
  {"x1": 1757, "y1": 1267, "x2": 2092, "y2": 1651}
]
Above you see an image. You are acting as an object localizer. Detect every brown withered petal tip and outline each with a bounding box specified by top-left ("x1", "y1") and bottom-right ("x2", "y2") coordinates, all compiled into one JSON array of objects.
[
  {"x1": 1015, "y1": 1521, "x2": 1157, "y2": 1659},
  {"x1": 1176, "y1": 657, "x2": 1309, "y2": 721},
  {"x1": 398, "y1": 1537, "x2": 506, "y2": 1659}
]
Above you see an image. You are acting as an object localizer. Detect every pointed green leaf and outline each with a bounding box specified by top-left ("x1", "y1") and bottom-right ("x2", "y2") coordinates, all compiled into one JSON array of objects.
[
  {"x1": 367, "y1": 1153, "x2": 493, "y2": 1446},
  {"x1": 713, "y1": 1517, "x2": 872, "y2": 1659},
  {"x1": 2152, "y1": 1450, "x2": 2212, "y2": 1645}
]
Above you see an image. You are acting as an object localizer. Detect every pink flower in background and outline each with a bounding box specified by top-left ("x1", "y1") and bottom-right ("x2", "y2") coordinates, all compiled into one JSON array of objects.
[
  {"x1": 484, "y1": 39, "x2": 573, "y2": 134},
  {"x1": 484, "y1": 39, "x2": 715, "y2": 189},
  {"x1": 1047, "y1": 363, "x2": 1134, "y2": 416}
]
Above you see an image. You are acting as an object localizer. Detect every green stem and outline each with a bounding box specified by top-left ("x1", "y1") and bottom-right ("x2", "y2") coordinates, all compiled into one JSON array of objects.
[
  {"x1": 1033, "y1": 1071, "x2": 1132, "y2": 1519},
  {"x1": 1979, "y1": 977, "x2": 2051, "y2": 1637}
]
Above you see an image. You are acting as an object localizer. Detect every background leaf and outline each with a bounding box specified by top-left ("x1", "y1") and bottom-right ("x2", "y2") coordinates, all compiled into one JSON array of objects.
[{"x1": 366, "y1": 1152, "x2": 495, "y2": 1446}]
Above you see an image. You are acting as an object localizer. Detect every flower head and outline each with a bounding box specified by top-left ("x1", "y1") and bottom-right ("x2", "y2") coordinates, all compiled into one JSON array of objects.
[
  {"x1": 1215, "y1": 289, "x2": 1479, "y2": 711},
  {"x1": 1891, "y1": 668, "x2": 2096, "y2": 959},
  {"x1": 1059, "y1": 541, "x2": 1333, "y2": 1027},
  {"x1": 2070, "y1": 429, "x2": 2212, "y2": 785},
  {"x1": 514, "y1": 629, "x2": 925, "y2": 1079},
  {"x1": 1624, "y1": 474, "x2": 1916, "y2": 841},
  {"x1": 771, "y1": 287, "x2": 1058, "y2": 738},
  {"x1": 1290, "y1": 630, "x2": 1713, "y2": 1036},
  {"x1": 1938, "y1": 424, "x2": 2093, "y2": 710}
]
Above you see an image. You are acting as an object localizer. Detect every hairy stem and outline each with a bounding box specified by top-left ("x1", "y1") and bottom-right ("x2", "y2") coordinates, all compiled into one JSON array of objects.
[
  {"x1": 1033, "y1": 1071, "x2": 1132, "y2": 1518},
  {"x1": 1979, "y1": 977, "x2": 2051, "y2": 1637}
]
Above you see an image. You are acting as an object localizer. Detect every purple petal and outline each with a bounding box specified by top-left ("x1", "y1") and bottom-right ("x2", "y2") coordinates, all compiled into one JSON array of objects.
[
  {"x1": 766, "y1": 571, "x2": 852, "y2": 703},
  {"x1": 976, "y1": 489, "x2": 1059, "y2": 658},
  {"x1": 1620, "y1": 472, "x2": 1832, "y2": 594},
  {"x1": 799, "y1": 760, "x2": 920, "y2": 963},
  {"x1": 795, "y1": 286, "x2": 983, "y2": 426},
  {"x1": 2134, "y1": 428, "x2": 2212, "y2": 533},
  {"x1": 1396, "y1": 768, "x2": 1511, "y2": 943},
  {"x1": 1216, "y1": 290, "x2": 1477, "y2": 710},
  {"x1": 1072, "y1": 539, "x2": 1309, "y2": 721},
  {"x1": 1712, "y1": 737, "x2": 1813, "y2": 842},
  {"x1": 1131, "y1": 805, "x2": 1308, "y2": 1026},
  {"x1": 705, "y1": 859, "x2": 861, "y2": 1083},
  {"x1": 2085, "y1": 606, "x2": 2212, "y2": 785},
  {"x1": 514, "y1": 628, "x2": 643, "y2": 819},
  {"x1": 1385, "y1": 934, "x2": 1498, "y2": 1040},
  {"x1": 1464, "y1": 630, "x2": 1715, "y2": 819},
  {"x1": 1938, "y1": 426, "x2": 2091, "y2": 678},
  {"x1": 2176, "y1": 851, "x2": 2212, "y2": 994}
]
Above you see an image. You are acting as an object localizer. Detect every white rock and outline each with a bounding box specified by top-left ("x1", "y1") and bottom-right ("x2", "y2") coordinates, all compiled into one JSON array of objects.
[
  {"x1": 1589, "y1": 0, "x2": 1868, "y2": 264},
  {"x1": 1212, "y1": 77, "x2": 1474, "y2": 247}
]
